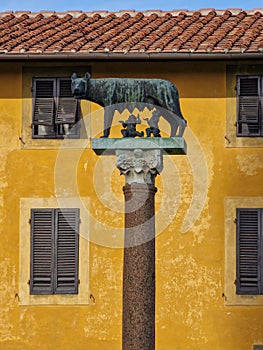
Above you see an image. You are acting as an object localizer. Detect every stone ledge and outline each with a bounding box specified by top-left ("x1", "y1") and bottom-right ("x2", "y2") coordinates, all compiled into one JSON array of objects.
[{"x1": 92, "y1": 137, "x2": 187, "y2": 155}]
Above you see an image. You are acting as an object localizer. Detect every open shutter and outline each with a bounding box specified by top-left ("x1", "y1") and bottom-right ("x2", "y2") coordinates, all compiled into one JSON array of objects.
[
  {"x1": 55, "y1": 209, "x2": 79, "y2": 294},
  {"x1": 32, "y1": 79, "x2": 55, "y2": 126},
  {"x1": 236, "y1": 209, "x2": 261, "y2": 294},
  {"x1": 237, "y1": 76, "x2": 261, "y2": 136},
  {"x1": 30, "y1": 209, "x2": 55, "y2": 294},
  {"x1": 55, "y1": 79, "x2": 77, "y2": 124}
]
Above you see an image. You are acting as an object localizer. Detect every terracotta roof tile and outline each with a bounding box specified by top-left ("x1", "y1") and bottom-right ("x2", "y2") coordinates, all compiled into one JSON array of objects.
[{"x1": 0, "y1": 9, "x2": 262, "y2": 56}]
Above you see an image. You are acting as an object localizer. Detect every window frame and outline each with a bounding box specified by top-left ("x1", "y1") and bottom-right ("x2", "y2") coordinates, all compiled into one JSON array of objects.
[
  {"x1": 32, "y1": 77, "x2": 80, "y2": 139},
  {"x1": 225, "y1": 65, "x2": 263, "y2": 148},
  {"x1": 19, "y1": 198, "x2": 90, "y2": 306},
  {"x1": 225, "y1": 197, "x2": 263, "y2": 306},
  {"x1": 21, "y1": 65, "x2": 91, "y2": 150}
]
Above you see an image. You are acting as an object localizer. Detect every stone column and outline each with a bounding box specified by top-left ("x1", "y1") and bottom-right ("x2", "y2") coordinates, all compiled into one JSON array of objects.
[
  {"x1": 116, "y1": 148, "x2": 163, "y2": 350},
  {"x1": 92, "y1": 137, "x2": 186, "y2": 349}
]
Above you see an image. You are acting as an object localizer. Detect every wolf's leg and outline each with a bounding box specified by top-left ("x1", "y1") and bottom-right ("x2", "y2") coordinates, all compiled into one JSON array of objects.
[{"x1": 102, "y1": 106, "x2": 115, "y2": 137}]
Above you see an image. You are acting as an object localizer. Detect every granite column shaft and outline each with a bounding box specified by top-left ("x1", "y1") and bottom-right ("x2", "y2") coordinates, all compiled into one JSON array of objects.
[{"x1": 122, "y1": 183, "x2": 157, "y2": 350}]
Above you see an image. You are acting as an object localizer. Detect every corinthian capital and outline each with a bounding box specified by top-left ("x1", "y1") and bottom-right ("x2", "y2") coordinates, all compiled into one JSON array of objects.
[{"x1": 116, "y1": 148, "x2": 163, "y2": 185}]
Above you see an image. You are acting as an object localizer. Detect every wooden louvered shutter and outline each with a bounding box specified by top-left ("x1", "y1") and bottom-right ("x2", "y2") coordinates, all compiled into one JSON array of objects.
[
  {"x1": 55, "y1": 209, "x2": 79, "y2": 294},
  {"x1": 236, "y1": 208, "x2": 261, "y2": 294},
  {"x1": 33, "y1": 79, "x2": 55, "y2": 126},
  {"x1": 55, "y1": 79, "x2": 77, "y2": 124},
  {"x1": 30, "y1": 209, "x2": 55, "y2": 294},
  {"x1": 237, "y1": 76, "x2": 261, "y2": 136}
]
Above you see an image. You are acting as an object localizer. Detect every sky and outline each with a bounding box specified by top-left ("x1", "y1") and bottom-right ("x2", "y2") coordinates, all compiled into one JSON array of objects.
[{"x1": 0, "y1": 0, "x2": 262, "y2": 12}]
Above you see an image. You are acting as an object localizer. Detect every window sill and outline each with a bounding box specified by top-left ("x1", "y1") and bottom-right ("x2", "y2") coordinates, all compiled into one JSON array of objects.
[
  {"x1": 225, "y1": 123, "x2": 263, "y2": 148},
  {"x1": 19, "y1": 292, "x2": 89, "y2": 306},
  {"x1": 20, "y1": 137, "x2": 91, "y2": 150}
]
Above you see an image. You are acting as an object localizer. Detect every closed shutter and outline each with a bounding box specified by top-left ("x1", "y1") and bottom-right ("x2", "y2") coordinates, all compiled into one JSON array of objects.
[
  {"x1": 30, "y1": 208, "x2": 79, "y2": 295},
  {"x1": 55, "y1": 79, "x2": 78, "y2": 124},
  {"x1": 32, "y1": 79, "x2": 55, "y2": 126},
  {"x1": 55, "y1": 209, "x2": 79, "y2": 294},
  {"x1": 236, "y1": 208, "x2": 261, "y2": 294},
  {"x1": 237, "y1": 76, "x2": 261, "y2": 136},
  {"x1": 30, "y1": 209, "x2": 54, "y2": 294}
]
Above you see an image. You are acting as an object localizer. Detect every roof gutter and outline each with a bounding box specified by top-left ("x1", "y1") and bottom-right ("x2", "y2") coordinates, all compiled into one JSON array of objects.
[{"x1": 0, "y1": 52, "x2": 262, "y2": 61}]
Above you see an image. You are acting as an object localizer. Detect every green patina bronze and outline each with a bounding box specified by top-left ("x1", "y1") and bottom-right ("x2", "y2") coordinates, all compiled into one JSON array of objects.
[
  {"x1": 71, "y1": 72, "x2": 187, "y2": 138},
  {"x1": 91, "y1": 137, "x2": 187, "y2": 155}
]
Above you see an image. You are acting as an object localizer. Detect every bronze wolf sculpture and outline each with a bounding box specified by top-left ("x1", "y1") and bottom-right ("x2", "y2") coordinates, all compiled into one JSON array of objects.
[{"x1": 71, "y1": 72, "x2": 186, "y2": 137}]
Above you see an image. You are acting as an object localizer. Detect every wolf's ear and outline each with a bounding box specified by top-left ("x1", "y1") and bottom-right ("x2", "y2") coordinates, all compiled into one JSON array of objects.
[
  {"x1": 85, "y1": 72, "x2": 91, "y2": 80},
  {"x1": 71, "y1": 72, "x2": 78, "y2": 80}
]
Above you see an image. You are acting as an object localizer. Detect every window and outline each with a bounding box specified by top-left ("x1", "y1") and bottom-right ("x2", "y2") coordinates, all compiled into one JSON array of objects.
[
  {"x1": 236, "y1": 208, "x2": 263, "y2": 295},
  {"x1": 32, "y1": 78, "x2": 80, "y2": 138},
  {"x1": 225, "y1": 198, "x2": 263, "y2": 305},
  {"x1": 30, "y1": 208, "x2": 80, "y2": 295},
  {"x1": 237, "y1": 76, "x2": 262, "y2": 137}
]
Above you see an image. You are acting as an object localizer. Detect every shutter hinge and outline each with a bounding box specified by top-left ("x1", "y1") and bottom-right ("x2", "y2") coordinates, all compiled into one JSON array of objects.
[
  {"x1": 78, "y1": 279, "x2": 80, "y2": 285},
  {"x1": 234, "y1": 279, "x2": 237, "y2": 286},
  {"x1": 234, "y1": 85, "x2": 237, "y2": 91},
  {"x1": 27, "y1": 279, "x2": 30, "y2": 285},
  {"x1": 222, "y1": 293, "x2": 227, "y2": 301},
  {"x1": 225, "y1": 135, "x2": 231, "y2": 144},
  {"x1": 28, "y1": 218, "x2": 31, "y2": 224},
  {"x1": 234, "y1": 121, "x2": 237, "y2": 127},
  {"x1": 19, "y1": 137, "x2": 26, "y2": 145},
  {"x1": 233, "y1": 218, "x2": 237, "y2": 224},
  {"x1": 90, "y1": 293, "x2": 96, "y2": 303}
]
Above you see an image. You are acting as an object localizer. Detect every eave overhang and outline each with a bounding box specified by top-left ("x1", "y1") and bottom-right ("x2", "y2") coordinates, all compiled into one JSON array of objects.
[{"x1": 0, "y1": 52, "x2": 263, "y2": 61}]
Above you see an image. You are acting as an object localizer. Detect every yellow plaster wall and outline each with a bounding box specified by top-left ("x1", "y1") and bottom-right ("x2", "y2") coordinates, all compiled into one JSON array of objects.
[{"x1": 0, "y1": 60, "x2": 263, "y2": 349}]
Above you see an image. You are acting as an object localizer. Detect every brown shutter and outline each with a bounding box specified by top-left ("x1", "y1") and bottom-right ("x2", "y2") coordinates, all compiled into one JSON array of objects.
[
  {"x1": 30, "y1": 209, "x2": 55, "y2": 294},
  {"x1": 236, "y1": 208, "x2": 261, "y2": 294},
  {"x1": 237, "y1": 76, "x2": 261, "y2": 136},
  {"x1": 54, "y1": 209, "x2": 79, "y2": 294},
  {"x1": 55, "y1": 79, "x2": 77, "y2": 124},
  {"x1": 32, "y1": 79, "x2": 55, "y2": 126}
]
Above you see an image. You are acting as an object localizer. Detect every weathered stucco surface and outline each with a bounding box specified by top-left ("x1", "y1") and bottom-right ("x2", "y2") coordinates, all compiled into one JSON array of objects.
[{"x1": 0, "y1": 61, "x2": 263, "y2": 349}]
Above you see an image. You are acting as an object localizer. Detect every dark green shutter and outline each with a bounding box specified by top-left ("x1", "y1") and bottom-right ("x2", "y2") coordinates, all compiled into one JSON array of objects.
[
  {"x1": 237, "y1": 76, "x2": 261, "y2": 136},
  {"x1": 236, "y1": 208, "x2": 261, "y2": 294},
  {"x1": 55, "y1": 79, "x2": 78, "y2": 124},
  {"x1": 32, "y1": 79, "x2": 55, "y2": 126},
  {"x1": 55, "y1": 209, "x2": 79, "y2": 294},
  {"x1": 30, "y1": 209, "x2": 55, "y2": 294}
]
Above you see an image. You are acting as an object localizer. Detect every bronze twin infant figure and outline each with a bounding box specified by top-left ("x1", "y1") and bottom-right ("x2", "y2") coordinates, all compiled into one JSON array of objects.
[{"x1": 119, "y1": 111, "x2": 161, "y2": 138}]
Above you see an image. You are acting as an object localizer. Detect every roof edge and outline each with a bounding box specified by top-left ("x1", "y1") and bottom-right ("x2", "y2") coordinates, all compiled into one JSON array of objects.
[{"x1": 0, "y1": 52, "x2": 262, "y2": 61}]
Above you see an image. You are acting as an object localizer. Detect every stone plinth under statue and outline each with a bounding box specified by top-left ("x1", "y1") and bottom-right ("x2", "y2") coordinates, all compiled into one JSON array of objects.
[{"x1": 92, "y1": 137, "x2": 187, "y2": 156}]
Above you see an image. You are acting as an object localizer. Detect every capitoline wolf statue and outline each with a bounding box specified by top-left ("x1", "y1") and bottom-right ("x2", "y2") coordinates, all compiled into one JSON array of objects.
[{"x1": 71, "y1": 72, "x2": 186, "y2": 138}]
